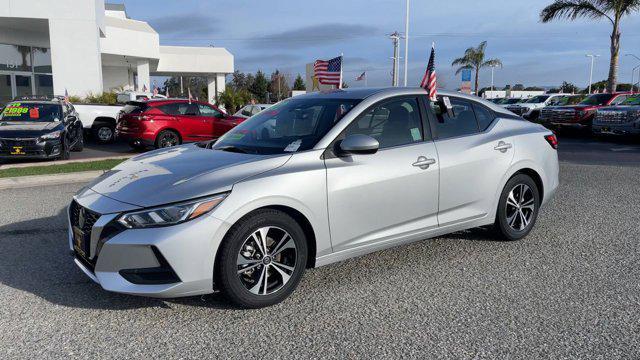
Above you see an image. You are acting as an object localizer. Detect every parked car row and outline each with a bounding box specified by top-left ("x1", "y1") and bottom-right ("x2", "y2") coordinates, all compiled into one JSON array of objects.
[{"x1": 495, "y1": 92, "x2": 640, "y2": 138}]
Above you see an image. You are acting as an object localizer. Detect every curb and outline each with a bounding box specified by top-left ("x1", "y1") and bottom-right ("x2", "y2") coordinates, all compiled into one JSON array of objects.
[
  {"x1": 0, "y1": 170, "x2": 104, "y2": 190},
  {"x1": 0, "y1": 155, "x2": 134, "y2": 170}
]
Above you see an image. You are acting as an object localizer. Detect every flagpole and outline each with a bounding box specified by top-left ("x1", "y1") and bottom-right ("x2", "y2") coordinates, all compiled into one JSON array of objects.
[
  {"x1": 365, "y1": 73, "x2": 368, "y2": 88},
  {"x1": 339, "y1": 53, "x2": 344, "y2": 89}
]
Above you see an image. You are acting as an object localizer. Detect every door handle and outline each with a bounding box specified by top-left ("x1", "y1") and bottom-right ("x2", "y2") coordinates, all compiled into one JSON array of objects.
[
  {"x1": 494, "y1": 141, "x2": 512, "y2": 153},
  {"x1": 412, "y1": 156, "x2": 436, "y2": 170}
]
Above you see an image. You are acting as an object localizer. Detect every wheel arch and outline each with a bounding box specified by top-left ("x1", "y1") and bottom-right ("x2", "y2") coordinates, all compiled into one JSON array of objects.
[
  {"x1": 511, "y1": 168, "x2": 544, "y2": 203},
  {"x1": 216, "y1": 204, "x2": 319, "y2": 270}
]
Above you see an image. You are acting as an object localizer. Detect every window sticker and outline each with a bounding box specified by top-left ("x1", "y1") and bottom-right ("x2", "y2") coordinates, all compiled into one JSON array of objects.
[
  {"x1": 29, "y1": 107, "x2": 40, "y2": 119},
  {"x1": 442, "y1": 96, "x2": 452, "y2": 108},
  {"x1": 284, "y1": 139, "x2": 302, "y2": 152},
  {"x1": 2, "y1": 104, "x2": 29, "y2": 117},
  {"x1": 226, "y1": 132, "x2": 246, "y2": 141},
  {"x1": 410, "y1": 127, "x2": 421, "y2": 141}
]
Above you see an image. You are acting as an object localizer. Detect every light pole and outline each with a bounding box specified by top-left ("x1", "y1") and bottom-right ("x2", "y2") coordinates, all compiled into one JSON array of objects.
[
  {"x1": 490, "y1": 64, "x2": 497, "y2": 92},
  {"x1": 625, "y1": 54, "x2": 640, "y2": 93},
  {"x1": 586, "y1": 54, "x2": 600, "y2": 94},
  {"x1": 403, "y1": 0, "x2": 409, "y2": 87}
]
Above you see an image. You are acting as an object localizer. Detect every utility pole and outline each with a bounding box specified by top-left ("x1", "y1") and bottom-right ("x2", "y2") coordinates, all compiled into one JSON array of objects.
[
  {"x1": 390, "y1": 32, "x2": 401, "y2": 87},
  {"x1": 403, "y1": 0, "x2": 410, "y2": 87},
  {"x1": 586, "y1": 54, "x2": 600, "y2": 94}
]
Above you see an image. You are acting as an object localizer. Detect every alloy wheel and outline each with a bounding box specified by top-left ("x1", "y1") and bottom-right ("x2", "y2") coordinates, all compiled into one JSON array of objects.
[
  {"x1": 97, "y1": 126, "x2": 113, "y2": 142},
  {"x1": 505, "y1": 183, "x2": 535, "y2": 231},
  {"x1": 236, "y1": 226, "x2": 297, "y2": 296},
  {"x1": 159, "y1": 132, "x2": 179, "y2": 148}
]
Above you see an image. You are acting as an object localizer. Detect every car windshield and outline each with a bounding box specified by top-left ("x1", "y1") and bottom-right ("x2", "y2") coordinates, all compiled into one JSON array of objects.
[
  {"x1": 0, "y1": 102, "x2": 62, "y2": 122},
  {"x1": 526, "y1": 95, "x2": 549, "y2": 103},
  {"x1": 505, "y1": 98, "x2": 522, "y2": 104},
  {"x1": 213, "y1": 97, "x2": 361, "y2": 155},
  {"x1": 580, "y1": 94, "x2": 614, "y2": 106},
  {"x1": 620, "y1": 96, "x2": 640, "y2": 105},
  {"x1": 547, "y1": 96, "x2": 568, "y2": 106}
]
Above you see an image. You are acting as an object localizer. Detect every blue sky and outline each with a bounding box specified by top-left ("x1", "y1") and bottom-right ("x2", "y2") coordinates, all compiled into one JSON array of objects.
[{"x1": 116, "y1": 0, "x2": 640, "y2": 90}]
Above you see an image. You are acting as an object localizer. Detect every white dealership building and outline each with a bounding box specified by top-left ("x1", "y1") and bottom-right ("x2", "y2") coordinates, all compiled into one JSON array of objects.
[{"x1": 0, "y1": 0, "x2": 234, "y2": 104}]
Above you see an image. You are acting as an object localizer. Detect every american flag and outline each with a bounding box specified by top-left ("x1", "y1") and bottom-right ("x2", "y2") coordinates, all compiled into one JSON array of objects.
[
  {"x1": 355, "y1": 72, "x2": 366, "y2": 81},
  {"x1": 420, "y1": 43, "x2": 437, "y2": 101},
  {"x1": 314, "y1": 56, "x2": 342, "y2": 87}
]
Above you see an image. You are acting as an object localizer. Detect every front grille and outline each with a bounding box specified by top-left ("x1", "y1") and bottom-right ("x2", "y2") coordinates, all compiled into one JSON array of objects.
[
  {"x1": 0, "y1": 138, "x2": 38, "y2": 147},
  {"x1": 70, "y1": 200, "x2": 101, "y2": 271},
  {"x1": 543, "y1": 109, "x2": 577, "y2": 123},
  {"x1": 507, "y1": 106, "x2": 526, "y2": 116},
  {"x1": 595, "y1": 111, "x2": 630, "y2": 124}
]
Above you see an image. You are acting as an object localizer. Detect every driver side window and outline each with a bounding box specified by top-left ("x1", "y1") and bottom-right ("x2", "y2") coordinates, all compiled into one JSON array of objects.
[{"x1": 345, "y1": 97, "x2": 423, "y2": 149}]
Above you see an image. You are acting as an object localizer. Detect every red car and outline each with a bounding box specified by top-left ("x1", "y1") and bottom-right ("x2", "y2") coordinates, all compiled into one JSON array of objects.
[
  {"x1": 539, "y1": 92, "x2": 632, "y2": 131},
  {"x1": 116, "y1": 99, "x2": 246, "y2": 149}
]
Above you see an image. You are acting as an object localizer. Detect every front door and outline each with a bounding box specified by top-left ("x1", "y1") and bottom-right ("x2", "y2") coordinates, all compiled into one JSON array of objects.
[
  {"x1": 325, "y1": 96, "x2": 440, "y2": 252},
  {"x1": 177, "y1": 102, "x2": 211, "y2": 141},
  {"x1": 197, "y1": 103, "x2": 232, "y2": 138}
]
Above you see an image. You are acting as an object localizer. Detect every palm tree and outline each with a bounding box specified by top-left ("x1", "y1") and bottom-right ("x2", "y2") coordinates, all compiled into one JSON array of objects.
[
  {"x1": 451, "y1": 41, "x2": 502, "y2": 95},
  {"x1": 540, "y1": 0, "x2": 640, "y2": 93}
]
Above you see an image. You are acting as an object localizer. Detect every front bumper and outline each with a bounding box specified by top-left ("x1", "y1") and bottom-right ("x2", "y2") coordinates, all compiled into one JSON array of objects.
[
  {"x1": 592, "y1": 123, "x2": 640, "y2": 136},
  {"x1": 69, "y1": 192, "x2": 232, "y2": 298},
  {"x1": 0, "y1": 138, "x2": 62, "y2": 159}
]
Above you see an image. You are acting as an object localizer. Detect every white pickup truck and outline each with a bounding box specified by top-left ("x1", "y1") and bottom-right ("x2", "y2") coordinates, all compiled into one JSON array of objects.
[
  {"x1": 74, "y1": 103, "x2": 123, "y2": 143},
  {"x1": 73, "y1": 92, "x2": 167, "y2": 143}
]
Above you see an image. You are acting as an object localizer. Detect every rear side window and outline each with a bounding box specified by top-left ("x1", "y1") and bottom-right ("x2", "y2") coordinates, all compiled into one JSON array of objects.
[
  {"x1": 473, "y1": 104, "x2": 495, "y2": 131},
  {"x1": 430, "y1": 97, "x2": 479, "y2": 139},
  {"x1": 157, "y1": 103, "x2": 199, "y2": 116},
  {"x1": 609, "y1": 95, "x2": 627, "y2": 105},
  {"x1": 122, "y1": 102, "x2": 148, "y2": 115}
]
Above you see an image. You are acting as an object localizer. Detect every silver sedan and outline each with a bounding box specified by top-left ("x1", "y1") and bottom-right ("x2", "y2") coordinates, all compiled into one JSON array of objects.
[{"x1": 68, "y1": 88, "x2": 559, "y2": 308}]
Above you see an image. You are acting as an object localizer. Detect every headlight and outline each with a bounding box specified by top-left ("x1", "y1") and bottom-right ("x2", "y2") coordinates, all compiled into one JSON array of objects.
[
  {"x1": 39, "y1": 130, "x2": 62, "y2": 141},
  {"x1": 117, "y1": 193, "x2": 228, "y2": 228}
]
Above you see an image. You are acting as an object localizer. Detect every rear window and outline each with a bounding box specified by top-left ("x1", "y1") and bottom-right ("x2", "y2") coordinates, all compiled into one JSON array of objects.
[
  {"x1": 122, "y1": 102, "x2": 148, "y2": 115},
  {"x1": 0, "y1": 102, "x2": 62, "y2": 122}
]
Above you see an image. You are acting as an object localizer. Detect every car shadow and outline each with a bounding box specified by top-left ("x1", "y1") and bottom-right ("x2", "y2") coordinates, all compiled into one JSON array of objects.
[{"x1": 0, "y1": 208, "x2": 237, "y2": 311}]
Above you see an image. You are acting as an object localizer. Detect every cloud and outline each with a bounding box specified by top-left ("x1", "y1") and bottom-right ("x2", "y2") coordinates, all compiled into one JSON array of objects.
[
  {"x1": 246, "y1": 23, "x2": 379, "y2": 49},
  {"x1": 147, "y1": 13, "x2": 218, "y2": 36}
]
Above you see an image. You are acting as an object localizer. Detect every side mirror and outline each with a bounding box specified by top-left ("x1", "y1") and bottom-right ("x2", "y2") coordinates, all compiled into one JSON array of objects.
[
  {"x1": 338, "y1": 134, "x2": 379, "y2": 155},
  {"x1": 66, "y1": 115, "x2": 77, "y2": 122}
]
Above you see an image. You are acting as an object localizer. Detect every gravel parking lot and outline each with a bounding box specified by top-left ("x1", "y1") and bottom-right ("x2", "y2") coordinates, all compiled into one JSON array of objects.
[{"x1": 0, "y1": 145, "x2": 639, "y2": 359}]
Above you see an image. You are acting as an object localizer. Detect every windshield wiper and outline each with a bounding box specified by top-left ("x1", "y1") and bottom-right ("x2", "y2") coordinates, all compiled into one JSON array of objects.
[{"x1": 215, "y1": 145, "x2": 250, "y2": 154}]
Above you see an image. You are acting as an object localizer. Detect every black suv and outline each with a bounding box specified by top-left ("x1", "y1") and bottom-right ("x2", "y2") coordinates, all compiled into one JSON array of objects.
[{"x1": 0, "y1": 96, "x2": 84, "y2": 160}]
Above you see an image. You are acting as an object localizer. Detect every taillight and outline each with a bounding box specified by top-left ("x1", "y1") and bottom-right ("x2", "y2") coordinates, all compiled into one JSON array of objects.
[{"x1": 544, "y1": 134, "x2": 558, "y2": 149}]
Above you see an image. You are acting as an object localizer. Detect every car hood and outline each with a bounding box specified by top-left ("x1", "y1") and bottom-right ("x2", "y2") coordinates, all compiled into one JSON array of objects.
[
  {"x1": 87, "y1": 144, "x2": 292, "y2": 208},
  {"x1": 0, "y1": 121, "x2": 61, "y2": 138}
]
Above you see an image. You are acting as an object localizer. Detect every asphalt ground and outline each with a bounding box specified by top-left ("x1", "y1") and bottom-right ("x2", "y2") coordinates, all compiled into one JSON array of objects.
[{"x1": 0, "y1": 141, "x2": 639, "y2": 359}]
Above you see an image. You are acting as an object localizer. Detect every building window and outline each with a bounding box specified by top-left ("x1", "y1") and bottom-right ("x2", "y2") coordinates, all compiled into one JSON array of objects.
[
  {"x1": 33, "y1": 47, "x2": 52, "y2": 73},
  {"x1": 35, "y1": 74, "x2": 53, "y2": 96},
  {"x1": 0, "y1": 44, "x2": 32, "y2": 72}
]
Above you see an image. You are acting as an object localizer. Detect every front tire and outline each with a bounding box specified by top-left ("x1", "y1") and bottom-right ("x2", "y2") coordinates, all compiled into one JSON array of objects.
[
  {"x1": 215, "y1": 209, "x2": 308, "y2": 308},
  {"x1": 72, "y1": 134, "x2": 84, "y2": 152},
  {"x1": 494, "y1": 174, "x2": 540, "y2": 241}
]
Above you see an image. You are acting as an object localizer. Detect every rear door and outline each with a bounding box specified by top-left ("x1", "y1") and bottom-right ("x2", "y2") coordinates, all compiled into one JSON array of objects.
[
  {"x1": 325, "y1": 96, "x2": 440, "y2": 252},
  {"x1": 426, "y1": 95, "x2": 514, "y2": 226}
]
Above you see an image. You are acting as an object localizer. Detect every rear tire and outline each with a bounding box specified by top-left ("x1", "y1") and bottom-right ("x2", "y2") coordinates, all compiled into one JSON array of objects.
[
  {"x1": 93, "y1": 123, "x2": 115, "y2": 144},
  {"x1": 155, "y1": 130, "x2": 181, "y2": 149},
  {"x1": 494, "y1": 174, "x2": 540, "y2": 241},
  {"x1": 215, "y1": 209, "x2": 308, "y2": 308}
]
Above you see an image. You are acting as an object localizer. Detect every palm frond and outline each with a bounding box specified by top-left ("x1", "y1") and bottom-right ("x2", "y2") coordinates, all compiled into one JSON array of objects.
[{"x1": 540, "y1": 0, "x2": 613, "y2": 24}]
